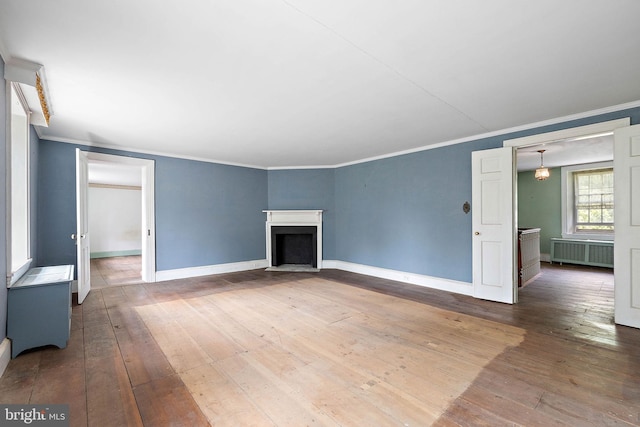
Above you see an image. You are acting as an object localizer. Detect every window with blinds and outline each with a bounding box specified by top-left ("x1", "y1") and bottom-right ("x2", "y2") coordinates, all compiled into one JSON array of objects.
[{"x1": 573, "y1": 168, "x2": 614, "y2": 232}]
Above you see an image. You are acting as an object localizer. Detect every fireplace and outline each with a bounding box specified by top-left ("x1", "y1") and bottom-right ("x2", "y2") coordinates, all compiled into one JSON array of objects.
[
  {"x1": 271, "y1": 226, "x2": 317, "y2": 268},
  {"x1": 264, "y1": 210, "x2": 323, "y2": 270}
]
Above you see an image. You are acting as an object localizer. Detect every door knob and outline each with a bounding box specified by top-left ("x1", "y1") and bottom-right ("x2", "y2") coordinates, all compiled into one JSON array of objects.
[
  {"x1": 474, "y1": 231, "x2": 480, "y2": 235},
  {"x1": 71, "y1": 233, "x2": 77, "y2": 240}
]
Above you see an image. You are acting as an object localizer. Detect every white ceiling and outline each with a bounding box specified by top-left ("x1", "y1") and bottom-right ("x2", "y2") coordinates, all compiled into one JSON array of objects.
[
  {"x1": 516, "y1": 134, "x2": 613, "y2": 172},
  {"x1": 1, "y1": 1, "x2": 639, "y2": 169}
]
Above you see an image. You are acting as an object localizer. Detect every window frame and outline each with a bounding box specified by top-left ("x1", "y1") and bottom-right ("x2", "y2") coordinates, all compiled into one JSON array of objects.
[
  {"x1": 6, "y1": 82, "x2": 33, "y2": 285},
  {"x1": 561, "y1": 161, "x2": 614, "y2": 241}
]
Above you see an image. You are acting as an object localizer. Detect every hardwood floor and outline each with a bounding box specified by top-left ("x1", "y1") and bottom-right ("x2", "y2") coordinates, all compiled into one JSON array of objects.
[
  {"x1": 0, "y1": 263, "x2": 638, "y2": 426},
  {"x1": 90, "y1": 256, "x2": 142, "y2": 289}
]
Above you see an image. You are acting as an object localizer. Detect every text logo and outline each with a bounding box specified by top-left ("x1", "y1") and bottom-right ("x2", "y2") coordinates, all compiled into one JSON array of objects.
[{"x1": 0, "y1": 405, "x2": 69, "y2": 426}]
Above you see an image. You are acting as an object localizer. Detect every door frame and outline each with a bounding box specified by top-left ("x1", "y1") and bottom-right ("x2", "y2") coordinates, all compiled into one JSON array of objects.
[
  {"x1": 83, "y1": 152, "x2": 156, "y2": 283},
  {"x1": 502, "y1": 117, "x2": 630, "y2": 300}
]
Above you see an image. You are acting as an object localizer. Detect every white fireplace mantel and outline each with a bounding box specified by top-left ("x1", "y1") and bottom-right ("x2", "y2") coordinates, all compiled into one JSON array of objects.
[{"x1": 263, "y1": 210, "x2": 323, "y2": 269}]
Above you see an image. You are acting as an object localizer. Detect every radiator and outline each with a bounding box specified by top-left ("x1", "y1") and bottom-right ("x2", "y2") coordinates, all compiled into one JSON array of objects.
[{"x1": 550, "y1": 238, "x2": 614, "y2": 268}]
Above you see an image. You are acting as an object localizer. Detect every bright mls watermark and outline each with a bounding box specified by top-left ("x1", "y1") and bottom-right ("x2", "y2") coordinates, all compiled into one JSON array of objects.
[{"x1": 0, "y1": 405, "x2": 68, "y2": 426}]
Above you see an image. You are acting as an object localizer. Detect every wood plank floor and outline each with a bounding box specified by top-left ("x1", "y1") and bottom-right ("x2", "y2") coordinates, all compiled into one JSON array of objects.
[
  {"x1": 90, "y1": 256, "x2": 142, "y2": 288},
  {"x1": 0, "y1": 263, "x2": 639, "y2": 426}
]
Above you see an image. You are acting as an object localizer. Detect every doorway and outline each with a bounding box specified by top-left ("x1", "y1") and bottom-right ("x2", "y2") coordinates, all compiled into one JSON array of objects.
[
  {"x1": 79, "y1": 152, "x2": 156, "y2": 294},
  {"x1": 505, "y1": 118, "x2": 629, "y2": 303},
  {"x1": 88, "y1": 168, "x2": 144, "y2": 288}
]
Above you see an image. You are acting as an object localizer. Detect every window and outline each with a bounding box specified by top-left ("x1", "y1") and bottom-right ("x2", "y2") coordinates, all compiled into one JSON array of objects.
[
  {"x1": 574, "y1": 169, "x2": 614, "y2": 232},
  {"x1": 8, "y1": 83, "x2": 32, "y2": 284},
  {"x1": 561, "y1": 162, "x2": 614, "y2": 240}
]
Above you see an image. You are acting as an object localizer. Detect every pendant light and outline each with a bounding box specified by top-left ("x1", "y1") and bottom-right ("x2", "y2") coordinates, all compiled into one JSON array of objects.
[{"x1": 534, "y1": 149, "x2": 550, "y2": 181}]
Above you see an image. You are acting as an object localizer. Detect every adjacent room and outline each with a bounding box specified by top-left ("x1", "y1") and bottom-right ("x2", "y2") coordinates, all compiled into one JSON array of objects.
[{"x1": 1, "y1": 1, "x2": 639, "y2": 425}]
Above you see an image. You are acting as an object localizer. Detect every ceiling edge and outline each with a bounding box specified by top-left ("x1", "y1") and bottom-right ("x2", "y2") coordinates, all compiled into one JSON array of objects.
[
  {"x1": 37, "y1": 99, "x2": 640, "y2": 171},
  {"x1": 328, "y1": 99, "x2": 640, "y2": 169},
  {"x1": 39, "y1": 135, "x2": 269, "y2": 170}
]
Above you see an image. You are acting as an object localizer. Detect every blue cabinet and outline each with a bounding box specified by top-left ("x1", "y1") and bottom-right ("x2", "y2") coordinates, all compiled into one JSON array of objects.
[{"x1": 7, "y1": 265, "x2": 74, "y2": 358}]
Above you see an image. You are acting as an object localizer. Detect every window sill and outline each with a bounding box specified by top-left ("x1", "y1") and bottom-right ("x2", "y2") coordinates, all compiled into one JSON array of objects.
[{"x1": 7, "y1": 258, "x2": 33, "y2": 287}]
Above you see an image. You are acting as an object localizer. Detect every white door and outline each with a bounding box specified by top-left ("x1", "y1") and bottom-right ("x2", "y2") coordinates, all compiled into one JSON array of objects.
[
  {"x1": 472, "y1": 146, "x2": 516, "y2": 304},
  {"x1": 76, "y1": 149, "x2": 91, "y2": 304},
  {"x1": 614, "y1": 124, "x2": 640, "y2": 328}
]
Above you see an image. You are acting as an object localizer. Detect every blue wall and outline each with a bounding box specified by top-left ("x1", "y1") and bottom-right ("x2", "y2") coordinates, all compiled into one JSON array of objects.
[
  {"x1": 156, "y1": 156, "x2": 267, "y2": 270},
  {"x1": 37, "y1": 140, "x2": 268, "y2": 272},
  {"x1": 332, "y1": 107, "x2": 640, "y2": 283},
  {"x1": 37, "y1": 141, "x2": 76, "y2": 267},
  {"x1": 35, "y1": 105, "x2": 640, "y2": 286},
  {"x1": 267, "y1": 169, "x2": 336, "y2": 260},
  {"x1": 335, "y1": 140, "x2": 497, "y2": 282}
]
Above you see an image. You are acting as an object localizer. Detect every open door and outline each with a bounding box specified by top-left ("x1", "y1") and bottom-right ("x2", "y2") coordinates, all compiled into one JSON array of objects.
[
  {"x1": 614, "y1": 124, "x2": 640, "y2": 328},
  {"x1": 472, "y1": 146, "x2": 516, "y2": 304},
  {"x1": 76, "y1": 149, "x2": 91, "y2": 304}
]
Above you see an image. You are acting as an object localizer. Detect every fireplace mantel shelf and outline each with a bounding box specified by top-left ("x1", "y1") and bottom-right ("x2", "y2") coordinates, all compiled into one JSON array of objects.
[{"x1": 263, "y1": 210, "x2": 323, "y2": 224}]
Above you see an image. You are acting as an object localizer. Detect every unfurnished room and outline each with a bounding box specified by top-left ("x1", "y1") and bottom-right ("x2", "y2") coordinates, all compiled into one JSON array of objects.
[{"x1": 1, "y1": 1, "x2": 640, "y2": 426}]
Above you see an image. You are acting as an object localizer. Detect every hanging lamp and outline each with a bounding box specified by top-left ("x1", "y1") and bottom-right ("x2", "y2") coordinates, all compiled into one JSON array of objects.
[{"x1": 534, "y1": 149, "x2": 550, "y2": 181}]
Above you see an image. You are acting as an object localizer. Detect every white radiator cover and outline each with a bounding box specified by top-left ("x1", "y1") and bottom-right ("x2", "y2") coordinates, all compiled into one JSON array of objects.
[{"x1": 550, "y1": 238, "x2": 614, "y2": 268}]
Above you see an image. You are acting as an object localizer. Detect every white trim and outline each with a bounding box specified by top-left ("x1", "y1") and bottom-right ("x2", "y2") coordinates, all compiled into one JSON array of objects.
[
  {"x1": 504, "y1": 118, "x2": 631, "y2": 148},
  {"x1": 6, "y1": 83, "x2": 32, "y2": 286},
  {"x1": 264, "y1": 210, "x2": 323, "y2": 269},
  {"x1": 154, "y1": 258, "x2": 472, "y2": 296},
  {"x1": 326, "y1": 260, "x2": 473, "y2": 296},
  {"x1": 39, "y1": 101, "x2": 640, "y2": 170},
  {"x1": 156, "y1": 259, "x2": 268, "y2": 282},
  {"x1": 331, "y1": 102, "x2": 639, "y2": 168},
  {"x1": 41, "y1": 135, "x2": 269, "y2": 171},
  {"x1": 268, "y1": 164, "x2": 336, "y2": 171},
  {"x1": 560, "y1": 161, "x2": 615, "y2": 241},
  {"x1": 0, "y1": 338, "x2": 11, "y2": 378},
  {"x1": 7, "y1": 258, "x2": 32, "y2": 287}
]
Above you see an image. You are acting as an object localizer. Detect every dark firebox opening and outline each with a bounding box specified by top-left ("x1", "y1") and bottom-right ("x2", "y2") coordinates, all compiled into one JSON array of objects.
[{"x1": 271, "y1": 226, "x2": 317, "y2": 268}]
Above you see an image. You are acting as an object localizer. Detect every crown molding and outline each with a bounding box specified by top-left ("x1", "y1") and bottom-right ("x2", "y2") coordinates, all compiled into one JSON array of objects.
[
  {"x1": 39, "y1": 134, "x2": 269, "y2": 170},
  {"x1": 331, "y1": 99, "x2": 640, "y2": 169},
  {"x1": 41, "y1": 99, "x2": 640, "y2": 171}
]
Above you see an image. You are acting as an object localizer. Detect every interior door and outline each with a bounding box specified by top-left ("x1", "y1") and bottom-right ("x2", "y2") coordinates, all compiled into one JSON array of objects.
[
  {"x1": 472, "y1": 146, "x2": 516, "y2": 304},
  {"x1": 76, "y1": 149, "x2": 91, "y2": 304},
  {"x1": 614, "y1": 124, "x2": 640, "y2": 328}
]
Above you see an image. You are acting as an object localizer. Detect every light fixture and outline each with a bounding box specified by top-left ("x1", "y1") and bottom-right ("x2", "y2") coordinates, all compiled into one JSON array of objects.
[{"x1": 534, "y1": 150, "x2": 550, "y2": 181}]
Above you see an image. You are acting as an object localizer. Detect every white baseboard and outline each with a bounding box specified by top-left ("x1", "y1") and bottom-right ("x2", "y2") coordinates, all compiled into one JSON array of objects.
[
  {"x1": 156, "y1": 259, "x2": 268, "y2": 282},
  {"x1": 540, "y1": 253, "x2": 551, "y2": 263},
  {"x1": 0, "y1": 338, "x2": 11, "y2": 378},
  {"x1": 323, "y1": 260, "x2": 473, "y2": 296},
  {"x1": 155, "y1": 258, "x2": 472, "y2": 296}
]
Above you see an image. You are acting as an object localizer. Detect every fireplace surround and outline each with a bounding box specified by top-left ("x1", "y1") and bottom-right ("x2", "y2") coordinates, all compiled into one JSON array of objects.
[{"x1": 263, "y1": 210, "x2": 323, "y2": 270}]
